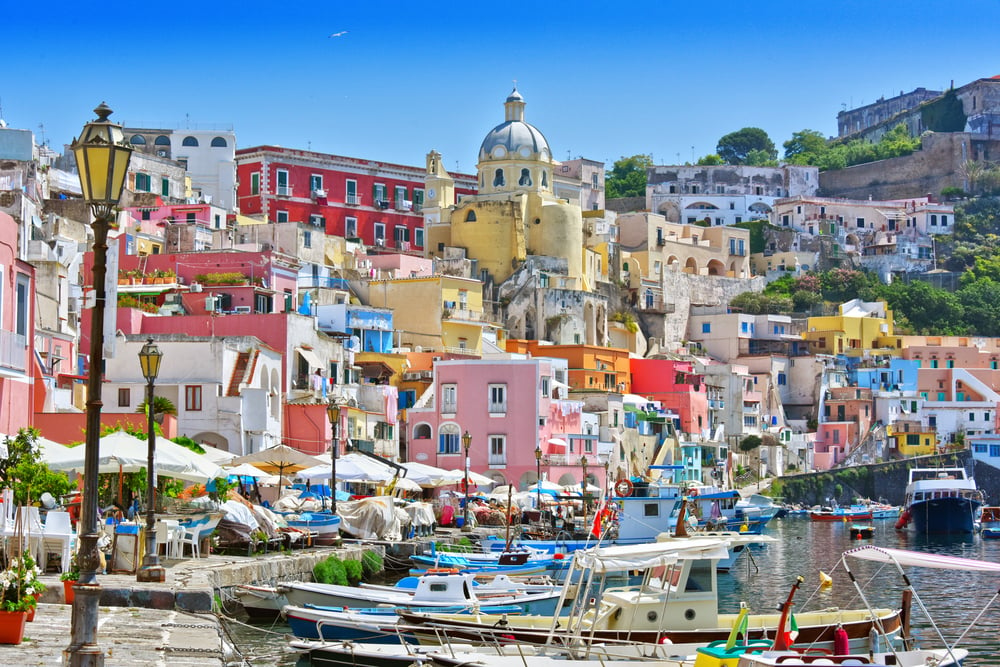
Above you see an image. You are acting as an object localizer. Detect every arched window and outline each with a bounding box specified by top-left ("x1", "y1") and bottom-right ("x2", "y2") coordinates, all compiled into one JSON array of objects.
[
  {"x1": 541, "y1": 171, "x2": 548, "y2": 187},
  {"x1": 465, "y1": 210, "x2": 477, "y2": 222},
  {"x1": 154, "y1": 135, "x2": 170, "y2": 146},
  {"x1": 493, "y1": 168, "x2": 505, "y2": 187},
  {"x1": 413, "y1": 424, "x2": 432, "y2": 439},
  {"x1": 129, "y1": 135, "x2": 147, "y2": 145},
  {"x1": 182, "y1": 136, "x2": 199, "y2": 147},
  {"x1": 518, "y1": 168, "x2": 532, "y2": 186},
  {"x1": 210, "y1": 136, "x2": 228, "y2": 147}
]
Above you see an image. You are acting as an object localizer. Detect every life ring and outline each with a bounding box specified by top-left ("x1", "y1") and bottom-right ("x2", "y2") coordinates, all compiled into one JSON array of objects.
[
  {"x1": 460, "y1": 478, "x2": 469, "y2": 494},
  {"x1": 614, "y1": 479, "x2": 634, "y2": 497},
  {"x1": 689, "y1": 488, "x2": 699, "y2": 497}
]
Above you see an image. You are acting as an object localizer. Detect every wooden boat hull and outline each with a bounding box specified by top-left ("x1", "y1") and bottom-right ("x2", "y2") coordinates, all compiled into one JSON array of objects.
[{"x1": 398, "y1": 607, "x2": 902, "y2": 653}]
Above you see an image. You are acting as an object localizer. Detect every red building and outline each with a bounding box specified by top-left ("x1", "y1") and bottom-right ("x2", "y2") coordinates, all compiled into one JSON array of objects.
[
  {"x1": 235, "y1": 146, "x2": 477, "y2": 251},
  {"x1": 629, "y1": 358, "x2": 708, "y2": 437}
]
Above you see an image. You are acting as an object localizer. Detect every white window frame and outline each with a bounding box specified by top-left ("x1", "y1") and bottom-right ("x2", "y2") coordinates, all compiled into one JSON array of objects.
[
  {"x1": 488, "y1": 384, "x2": 507, "y2": 415},
  {"x1": 276, "y1": 169, "x2": 290, "y2": 196},
  {"x1": 250, "y1": 172, "x2": 260, "y2": 195},
  {"x1": 346, "y1": 179, "x2": 359, "y2": 205},
  {"x1": 374, "y1": 222, "x2": 386, "y2": 242},
  {"x1": 276, "y1": 210, "x2": 289, "y2": 223},
  {"x1": 345, "y1": 217, "x2": 358, "y2": 238},
  {"x1": 414, "y1": 228, "x2": 424, "y2": 247},
  {"x1": 310, "y1": 174, "x2": 324, "y2": 193},
  {"x1": 441, "y1": 383, "x2": 457, "y2": 415},
  {"x1": 488, "y1": 435, "x2": 506, "y2": 466}
]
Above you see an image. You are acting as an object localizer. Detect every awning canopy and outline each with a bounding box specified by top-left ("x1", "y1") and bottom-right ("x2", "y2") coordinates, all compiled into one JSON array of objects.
[
  {"x1": 357, "y1": 360, "x2": 395, "y2": 381},
  {"x1": 296, "y1": 347, "x2": 325, "y2": 370}
]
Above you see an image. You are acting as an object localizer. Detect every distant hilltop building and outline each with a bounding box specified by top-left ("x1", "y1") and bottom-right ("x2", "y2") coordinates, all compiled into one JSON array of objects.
[{"x1": 837, "y1": 88, "x2": 942, "y2": 138}]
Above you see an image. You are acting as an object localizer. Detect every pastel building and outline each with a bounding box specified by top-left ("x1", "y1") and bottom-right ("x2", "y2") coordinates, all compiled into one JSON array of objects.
[
  {"x1": 629, "y1": 358, "x2": 707, "y2": 438},
  {"x1": 803, "y1": 299, "x2": 899, "y2": 358},
  {"x1": 406, "y1": 356, "x2": 594, "y2": 491},
  {"x1": 0, "y1": 211, "x2": 36, "y2": 433},
  {"x1": 504, "y1": 340, "x2": 631, "y2": 395}
]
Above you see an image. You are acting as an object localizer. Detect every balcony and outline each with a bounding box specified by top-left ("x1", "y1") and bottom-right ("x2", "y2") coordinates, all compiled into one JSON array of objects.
[
  {"x1": 394, "y1": 198, "x2": 413, "y2": 212},
  {"x1": 0, "y1": 330, "x2": 27, "y2": 373},
  {"x1": 346, "y1": 194, "x2": 363, "y2": 206},
  {"x1": 275, "y1": 185, "x2": 293, "y2": 197},
  {"x1": 488, "y1": 454, "x2": 507, "y2": 467}
]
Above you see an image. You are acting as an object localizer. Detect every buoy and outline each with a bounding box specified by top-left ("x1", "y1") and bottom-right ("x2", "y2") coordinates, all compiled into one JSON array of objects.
[
  {"x1": 819, "y1": 571, "x2": 833, "y2": 589},
  {"x1": 856, "y1": 531, "x2": 863, "y2": 539}
]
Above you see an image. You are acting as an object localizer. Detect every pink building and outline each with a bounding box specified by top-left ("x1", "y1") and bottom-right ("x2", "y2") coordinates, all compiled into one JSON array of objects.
[
  {"x1": 0, "y1": 211, "x2": 36, "y2": 433},
  {"x1": 629, "y1": 358, "x2": 708, "y2": 436},
  {"x1": 407, "y1": 357, "x2": 597, "y2": 491}
]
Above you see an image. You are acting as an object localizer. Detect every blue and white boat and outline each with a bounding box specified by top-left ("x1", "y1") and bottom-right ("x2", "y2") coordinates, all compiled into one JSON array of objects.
[
  {"x1": 281, "y1": 511, "x2": 341, "y2": 544},
  {"x1": 897, "y1": 467, "x2": 984, "y2": 534}
]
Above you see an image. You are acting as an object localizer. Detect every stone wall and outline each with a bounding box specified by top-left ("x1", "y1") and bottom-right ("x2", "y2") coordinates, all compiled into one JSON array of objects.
[
  {"x1": 606, "y1": 196, "x2": 645, "y2": 213},
  {"x1": 648, "y1": 270, "x2": 764, "y2": 347}
]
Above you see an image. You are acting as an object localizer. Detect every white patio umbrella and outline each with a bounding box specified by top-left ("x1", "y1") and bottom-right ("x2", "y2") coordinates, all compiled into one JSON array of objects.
[
  {"x1": 48, "y1": 431, "x2": 217, "y2": 483},
  {"x1": 36, "y1": 436, "x2": 76, "y2": 467},
  {"x1": 223, "y1": 462, "x2": 271, "y2": 478},
  {"x1": 526, "y1": 479, "x2": 563, "y2": 492},
  {"x1": 298, "y1": 452, "x2": 396, "y2": 482},
  {"x1": 451, "y1": 469, "x2": 494, "y2": 487},
  {"x1": 392, "y1": 476, "x2": 423, "y2": 493},
  {"x1": 401, "y1": 461, "x2": 461, "y2": 487}
]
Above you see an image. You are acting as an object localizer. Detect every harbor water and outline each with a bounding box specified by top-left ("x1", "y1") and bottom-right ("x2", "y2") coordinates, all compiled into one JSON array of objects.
[{"x1": 228, "y1": 516, "x2": 1000, "y2": 665}]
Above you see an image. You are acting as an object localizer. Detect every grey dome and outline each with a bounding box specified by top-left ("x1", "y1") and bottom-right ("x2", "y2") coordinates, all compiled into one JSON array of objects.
[{"x1": 479, "y1": 121, "x2": 550, "y2": 160}]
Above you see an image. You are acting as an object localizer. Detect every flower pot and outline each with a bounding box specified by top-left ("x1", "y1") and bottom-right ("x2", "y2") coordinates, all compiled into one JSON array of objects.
[
  {"x1": 26, "y1": 594, "x2": 40, "y2": 621},
  {"x1": 63, "y1": 579, "x2": 76, "y2": 605},
  {"x1": 0, "y1": 610, "x2": 27, "y2": 645}
]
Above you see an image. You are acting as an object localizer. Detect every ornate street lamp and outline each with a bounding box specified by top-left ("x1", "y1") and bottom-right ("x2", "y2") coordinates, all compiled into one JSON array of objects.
[
  {"x1": 136, "y1": 338, "x2": 164, "y2": 583},
  {"x1": 66, "y1": 102, "x2": 132, "y2": 667},
  {"x1": 580, "y1": 455, "x2": 590, "y2": 531},
  {"x1": 461, "y1": 430, "x2": 472, "y2": 532},
  {"x1": 326, "y1": 403, "x2": 340, "y2": 513},
  {"x1": 534, "y1": 444, "x2": 543, "y2": 515}
]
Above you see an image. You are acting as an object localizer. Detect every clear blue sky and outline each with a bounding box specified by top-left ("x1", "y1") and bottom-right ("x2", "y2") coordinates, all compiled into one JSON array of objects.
[{"x1": 5, "y1": 1, "x2": 999, "y2": 173}]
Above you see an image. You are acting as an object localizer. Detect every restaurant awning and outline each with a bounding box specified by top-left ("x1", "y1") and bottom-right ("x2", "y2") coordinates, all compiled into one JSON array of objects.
[{"x1": 296, "y1": 347, "x2": 325, "y2": 370}]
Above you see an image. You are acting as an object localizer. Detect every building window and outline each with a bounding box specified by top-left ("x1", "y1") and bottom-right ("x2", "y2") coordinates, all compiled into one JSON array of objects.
[
  {"x1": 930, "y1": 214, "x2": 937, "y2": 226},
  {"x1": 310, "y1": 174, "x2": 323, "y2": 193},
  {"x1": 394, "y1": 185, "x2": 408, "y2": 207},
  {"x1": 493, "y1": 168, "x2": 505, "y2": 187},
  {"x1": 489, "y1": 435, "x2": 506, "y2": 466},
  {"x1": 182, "y1": 136, "x2": 199, "y2": 147},
  {"x1": 345, "y1": 217, "x2": 358, "y2": 238},
  {"x1": 211, "y1": 136, "x2": 227, "y2": 147},
  {"x1": 276, "y1": 169, "x2": 290, "y2": 196},
  {"x1": 161, "y1": 177, "x2": 169, "y2": 197},
  {"x1": 250, "y1": 172, "x2": 260, "y2": 195},
  {"x1": 276, "y1": 211, "x2": 288, "y2": 223},
  {"x1": 309, "y1": 214, "x2": 325, "y2": 228},
  {"x1": 777, "y1": 373, "x2": 787, "y2": 386},
  {"x1": 185, "y1": 385, "x2": 203, "y2": 411},
  {"x1": 374, "y1": 223, "x2": 386, "y2": 244},
  {"x1": 373, "y1": 183, "x2": 387, "y2": 205},
  {"x1": 991, "y1": 445, "x2": 1000, "y2": 458},
  {"x1": 702, "y1": 322, "x2": 711, "y2": 333},
  {"x1": 135, "y1": 173, "x2": 151, "y2": 192},
  {"x1": 414, "y1": 228, "x2": 424, "y2": 247},
  {"x1": 346, "y1": 179, "x2": 359, "y2": 205},
  {"x1": 303, "y1": 231, "x2": 312, "y2": 248},
  {"x1": 441, "y1": 384, "x2": 457, "y2": 414},
  {"x1": 941, "y1": 215, "x2": 948, "y2": 226},
  {"x1": 118, "y1": 388, "x2": 130, "y2": 407},
  {"x1": 438, "y1": 426, "x2": 459, "y2": 454},
  {"x1": 465, "y1": 210, "x2": 477, "y2": 222},
  {"x1": 519, "y1": 168, "x2": 532, "y2": 186},
  {"x1": 488, "y1": 384, "x2": 507, "y2": 415}
]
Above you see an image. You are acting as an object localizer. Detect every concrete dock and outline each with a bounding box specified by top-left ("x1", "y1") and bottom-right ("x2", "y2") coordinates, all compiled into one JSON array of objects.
[{"x1": 14, "y1": 542, "x2": 387, "y2": 665}]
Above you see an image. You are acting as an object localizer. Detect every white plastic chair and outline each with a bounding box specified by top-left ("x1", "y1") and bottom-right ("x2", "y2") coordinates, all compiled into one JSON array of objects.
[
  {"x1": 155, "y1": 520, "x2": 181, "y2": 559},
  {"x1": 179, "y1": 514, "x2": 222, "y2": 559},
  {"x1": 8, "y1": 506, "x2": 44, "y2": 562},
  {"x1": 40, "y1": 511, "x2": 74, "y2": 573}
]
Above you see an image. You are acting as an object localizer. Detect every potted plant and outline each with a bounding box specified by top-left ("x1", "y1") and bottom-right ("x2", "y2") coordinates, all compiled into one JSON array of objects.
[
  {"x1": 0, "y1": 554, "x2": 41, "y2": 643},
  {"x1": 59, "y1": 553, "x2": 80, "y2": 605}
]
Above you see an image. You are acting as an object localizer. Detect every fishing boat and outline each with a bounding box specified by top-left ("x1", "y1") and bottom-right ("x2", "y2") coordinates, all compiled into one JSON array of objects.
[
  {"x1": 808, "y1": 506, "x2": 873, "y2": 522},
  {"x1": 280, "y1": 511, "x2": 340, "y2": 544},
  {"x1": 896, "y1": 467, "x2": 984, "y2": 534},
  {"x1": 233, "y1": 584, "x2": 288, "y2": 620},
  {"x1": 280, "y1": 569, "x2": 563, "y2": 615},
  {"x1": 398, "y1": 537, "x2": 902, "y2": 652},
  {"x1": 848, "y1": 524, "x2": 874, "y2": 539},
  {"x1": 979, "y1": 506, "x2": 1000, "y2": 538}
]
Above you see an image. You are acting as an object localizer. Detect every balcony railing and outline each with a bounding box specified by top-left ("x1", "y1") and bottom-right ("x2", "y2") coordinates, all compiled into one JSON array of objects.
[
  {"x1": 488, "y1": 403, "x2": 507, "y2": 415},
  {"x1": 346, "y1": 194, "x2": 363, "y2": 206},
  {"x1": 275, "y1": 185, "x2": 293, "y2": 197},
  {"x1": 0, "y1": 330, "x2": 27, "y2": 372},
  {"x1": 394, "y1": 198, "x2": 414, "y2": 212},
  {"x1": 488, "y1": 454, "x2": 507, "y2": 466},
  {"x1": 441, "y1": 402, "x2": 457, "y2": 414}
]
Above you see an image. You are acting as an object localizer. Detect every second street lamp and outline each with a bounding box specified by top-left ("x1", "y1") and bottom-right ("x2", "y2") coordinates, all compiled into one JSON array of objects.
[
  {"x1": 580, "y1": 455, "x2": 589, "y2": 532},
  {"x1": 66, "y1": 102, "x2": 133, "y2": 667},
  {"x1": 461, "y1": 431, "x2": 472, "y2": 532},
  {"x1": 534, "y1": 444, "x2": 543, "y2": 515},
  {"x1": 136, "y1": 338, "x2": 165, "y2": 583},
  {"x1": 326, "y1": 403, "x2": 340, "y2": 513}
]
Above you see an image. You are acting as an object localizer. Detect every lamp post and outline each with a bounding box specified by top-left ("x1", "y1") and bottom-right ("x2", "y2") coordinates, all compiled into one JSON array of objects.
[
  {"x1": 136, "y1": 338, "x2": 165, "y2": 583},
  {"x1": 461, "y1": 430, "x2": 472, "y2": 532},
  {"x1": 326, "y1": 403, "x2": 340, "y2": 513},
  {"x1": 580, "y1": 455, "x2": 589, "y2": 531},
  {"x1": 66, "y1": 102, "x2": 133, "y2": 667},
  {"x1": 534, "y1": 445, "x2": 543, "y2": 514}
]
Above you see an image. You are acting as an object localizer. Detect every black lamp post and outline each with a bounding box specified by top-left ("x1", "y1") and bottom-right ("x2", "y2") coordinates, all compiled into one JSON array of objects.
[
  {"x1": 534, "y1": 445, "x2": 543, "y2": 514},
  {"x1": 66, "y1": 102, "x2": 133, "y2": 667},
  {"x1": 580, "y1": 455, "x2": 589, "y2": 530},
  {"x1": 461, "y1": 430, "x2": 472, "y2": 532},
  {"x1": 136, "y1": 338, "x2": 165, "y2": 583},
  {"x1": 326, "y1": 403, "x2": 340, "y2": 513}
]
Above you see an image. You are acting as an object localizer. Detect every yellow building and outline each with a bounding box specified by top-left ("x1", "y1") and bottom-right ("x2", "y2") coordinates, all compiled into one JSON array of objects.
[
  {"x1": 423, "y1": 88, "x2": 586, "y2": 288},
  {"x1": 368, "y1": 275, "x2": 492, "y2": 355},
  {"x1": 887, "y1": 420, "x2": 937, "y2": 457},
  {"x1": 803, "y1": 299, "x2": 901, "y2": 357}
]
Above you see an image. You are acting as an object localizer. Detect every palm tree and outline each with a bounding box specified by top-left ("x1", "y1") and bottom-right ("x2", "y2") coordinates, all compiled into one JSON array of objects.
[{"x1": 136, "y1": 396, "x2": 177, "y2": 424}]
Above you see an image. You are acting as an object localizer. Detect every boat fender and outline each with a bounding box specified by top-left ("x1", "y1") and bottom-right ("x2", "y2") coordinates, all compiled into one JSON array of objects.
[
  {"x1": 894, "y1": 509, "x2": 911, "y2": 530},
  {"x1": 833, "y1": 624, "x2": 850, "y2": 655}
]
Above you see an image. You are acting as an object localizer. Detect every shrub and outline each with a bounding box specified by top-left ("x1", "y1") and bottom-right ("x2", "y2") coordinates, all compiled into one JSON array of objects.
[
  {"x1": 361, "y1": 550, "x2": 384, "y2": 579},
  {"x1": 313, "y1": 555, "x2": 347, "y2": 586},
  {"x1": 343, "y1": 558, "x2": 363, "y2": 585}
]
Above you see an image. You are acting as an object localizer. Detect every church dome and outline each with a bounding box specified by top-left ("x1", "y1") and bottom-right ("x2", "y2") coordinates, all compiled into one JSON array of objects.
[{"x1": 479, "y1": 87, "x2": 550, "y2": 161}]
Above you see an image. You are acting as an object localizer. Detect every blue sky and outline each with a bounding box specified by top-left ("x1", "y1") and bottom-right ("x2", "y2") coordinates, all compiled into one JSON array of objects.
[{"x1": 5, "y1": 1, "x2": 999, "y2": 173}]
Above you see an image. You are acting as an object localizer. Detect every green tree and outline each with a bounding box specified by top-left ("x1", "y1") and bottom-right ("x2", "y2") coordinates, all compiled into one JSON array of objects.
[
  {"x1": 716, "y1": 128, "x2": 777, "y2": 165},
  {"x1": 0, "y1": 428, "x2": 73, "y2": 506},
  {"x1": 696, "y1": 154, "x2": 724, "y2": 166},
  {"x1": 783, "y1": 129, "x2": 828, "y2": 162},
  {"x1": 739, "y1": 435, "x2": 762, "y2": 452},
  {"x1": 956, "y1": 279, "x2": 1000, "y2": 336},
  {"x1": 606, "y1": 154, "x2": 652, "y2": 199},
  {"x1": 136, "y1": 395, "x2": 177, "y2": 423}
]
